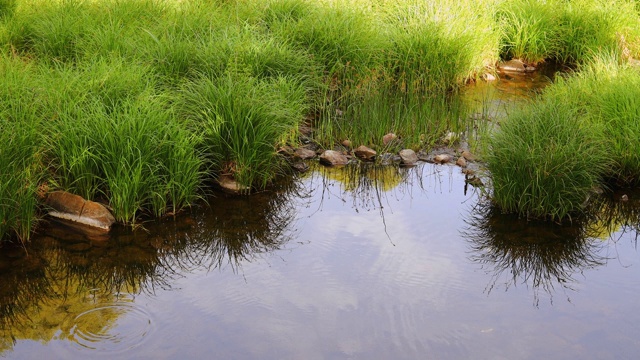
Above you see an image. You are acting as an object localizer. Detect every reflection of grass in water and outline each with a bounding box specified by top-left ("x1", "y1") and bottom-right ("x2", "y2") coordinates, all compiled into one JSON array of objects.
[
  {"x1": 465, "y1": 192, "x2": 640, "y2": 304},
  {"x1": 464, "y1": 202, "x2": 607, "y2": 305},
  {"x1": 0, "y1": 176, "x2": 304, "y2": 352}
]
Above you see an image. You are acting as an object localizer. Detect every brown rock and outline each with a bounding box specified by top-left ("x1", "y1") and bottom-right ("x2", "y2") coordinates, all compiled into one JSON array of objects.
[
  {"x1": 342, "y1": 139, "x2": 352, "y2": 148},
  {"x1": 456, "y1": 157, "x2": 467, "y2": 167},
  {"x1": 399, "y1": 149, "x2": 418, "y2": 165},
  {"x1": 218, "y1": 175, "x2": 250, "y2": 195},
  {"x1": 319, "y1": 150, "x2": 349, "y2": 166},
  {"x1": 354, "y1": 145, "x2": 377, "y2": 161},
  {"x1": 46, "y1": 191, "x2": 115, "y2": 231},
  {"x1": 294, "y1": 148, "x2": 316, "y2": 160},
  {"x1": 383, "y1": 133, "x2": 397, "y2": 146},
  {"x1": 461, "y1": 151, "x2": 476, "y2": 161},
  {"x1": 434, "y1": 154, "x2": 452, "y2": 164}
]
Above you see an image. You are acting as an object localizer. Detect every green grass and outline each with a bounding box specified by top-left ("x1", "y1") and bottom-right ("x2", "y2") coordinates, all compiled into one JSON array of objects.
[
  {"x1": 180, "y1": 72, "x2": 308, "y2": 191},
  {"x1": 496, "y1": 0, "x2": 640, "y2": 64},
  {"x1": 543, "y1": 56, "x2": 640, "y2": 185},
  {"x1": 486, "y1": 97, "x2": 610, "y2": 221},
  {"x1": 0, "y1": 55, "x2": 44, "y2": 242},
  {"x1": 1, "y1": 0, "x2": 640, "y2": 240}
]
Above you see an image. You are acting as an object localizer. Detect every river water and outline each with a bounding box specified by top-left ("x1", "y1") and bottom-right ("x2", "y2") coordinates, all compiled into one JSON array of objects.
[{"x1": 2, "y1": 67, "x2": 640, "y2": 359}]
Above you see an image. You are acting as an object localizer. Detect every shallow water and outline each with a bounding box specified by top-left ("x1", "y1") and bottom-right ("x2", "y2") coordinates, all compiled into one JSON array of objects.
[
  {"x1": 2, "y1": 162, "x2": 640, "y2": 360},
  {"x1": 3, "y1": 69, "x2": 640, "y2": 359}
]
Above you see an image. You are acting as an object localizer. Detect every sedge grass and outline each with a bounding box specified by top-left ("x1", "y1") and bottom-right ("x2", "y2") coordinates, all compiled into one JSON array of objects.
[
  {"x1": 542, "y1": 56, "x2": 640, "y2": 185},
  {"x1": 486, "y1": 97, "x2": 609, "y2": 221},
  {"x1": 0, "y1": 55, "x2": 44, "y2": 242},
  {"x1": 181, "y1": 72, "x2": 308, "y2": 192}
]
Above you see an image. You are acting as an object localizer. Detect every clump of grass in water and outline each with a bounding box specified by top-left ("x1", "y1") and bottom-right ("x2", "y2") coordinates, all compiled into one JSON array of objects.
[
  {"x1": 181, "y1": 72, "x2": 308, "y2": 192},
  {"x1": 543, "y1": 56, "x2": 640, "y2": 185},
  {"x1": 496, "y1": 0, "x2": 560, "y2": 64},
  {"x1": 486, "y1": 97, "x2": 609, "y2": 222}
]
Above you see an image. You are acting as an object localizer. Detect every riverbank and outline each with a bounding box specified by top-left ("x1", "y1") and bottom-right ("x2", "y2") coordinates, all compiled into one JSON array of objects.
[{"x1": 1, "y1": 0, "x2": 639, "y2": 242}]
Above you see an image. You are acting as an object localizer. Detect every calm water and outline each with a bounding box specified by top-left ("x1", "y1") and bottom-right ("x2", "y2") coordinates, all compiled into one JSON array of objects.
[{"x1": 3, "y1": 70, "x2": 640, "y2": 359}]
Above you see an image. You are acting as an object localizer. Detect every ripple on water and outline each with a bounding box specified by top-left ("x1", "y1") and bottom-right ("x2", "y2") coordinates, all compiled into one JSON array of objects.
[{"x1": 68, "y1": 302, "x2": 154, "y2": 354}]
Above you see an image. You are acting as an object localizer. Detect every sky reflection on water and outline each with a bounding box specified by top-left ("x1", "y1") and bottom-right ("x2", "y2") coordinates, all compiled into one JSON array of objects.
[{"x1": 1, "y1": 163, "x2": 640, "y2": 359}]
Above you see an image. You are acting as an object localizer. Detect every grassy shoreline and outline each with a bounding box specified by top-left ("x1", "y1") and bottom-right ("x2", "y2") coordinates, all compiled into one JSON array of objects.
[{"x1": 1, "y1": 0, "x2": 639, "y2": 241}]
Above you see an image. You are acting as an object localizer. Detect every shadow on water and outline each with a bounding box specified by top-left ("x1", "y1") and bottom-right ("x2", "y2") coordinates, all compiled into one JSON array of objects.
[
  {"x1": 463, "y1": 189, "x2": 640, "y2": 306},
  {"x1": 0, "y1": 176, "x2": 308, "y2": 354}
]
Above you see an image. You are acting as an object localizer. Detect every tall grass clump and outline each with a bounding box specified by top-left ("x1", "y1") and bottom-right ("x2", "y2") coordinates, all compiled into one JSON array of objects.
[
  {"x1": 556, "y1": 0, "x2": 640, "y2": 64},
  {"x1": 1, "y1": 0, "x2": 95, "y2": 63},
  {"x1": 543, "y1": 56, "x2": 640, "y2": 185},
  {"x1": 496, "y1": 0, "x2": 560, "y2": 64},
  {"x1": 50, "y1": 97, "x2": 203, "y2": 224},
  {"x1": 497, "y1": 0, "x2": 640, "y2": 65},
  {"x1": 381, "y1": 0, "x2": 499, "y2": 93},
  {"x1": 486, "y1": 98, "x2": 609, "y2": 221},
  {"x1": 0, "y1": 0, "x2": 16, "y2": 19},
  {"x1": 268, "y1": 1, "x2": 387, "y2": 79},
  {"x1": 181, "y1": 72, "x2": 308, "y2": 191},
  {"x1": 0, "y1": 56, "x2": 45, "y2": 242}
]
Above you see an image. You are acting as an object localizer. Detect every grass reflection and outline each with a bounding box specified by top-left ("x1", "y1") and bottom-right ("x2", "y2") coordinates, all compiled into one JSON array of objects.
[
  {"x1": 464, "y1": 191, "x2": 640, "y2": 305},
  {"x1": 0, "y1": 176, "x2": 306, "y2": 353}
]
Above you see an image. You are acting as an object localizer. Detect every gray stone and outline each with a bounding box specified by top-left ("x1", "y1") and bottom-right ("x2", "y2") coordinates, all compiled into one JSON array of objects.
[
  {"x1": 319, "y1": 150, "x2": 349, "y2": 166},
  {"x1": 399, "y1": 149, "x2": 418, "y2": 165},
  {"x1": 354, "y1": 145, "x2": 377, "y2": 161},
  {"x1": 46, "y1": 191, "x2": 115, "y2": 231}
]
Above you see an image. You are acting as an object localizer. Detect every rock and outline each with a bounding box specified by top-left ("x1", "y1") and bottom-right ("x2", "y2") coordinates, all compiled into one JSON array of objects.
[
  {"x1": 294, "y1": 148, "x2": 316, "y2": 160},
  {"x1": 461, "y1": 151, "x2": 476, "y2": 161},
  {"x1": 498, "y1": 59, "x2": 526, "y2": 73},
  {"x1": 525, "y1": 66, "x2": 536, "y2": 72},
  {"x1": 383, "y1": 133, "x2": 397, "y2": 146},
  {"x1": 319, "y1": 150, "x2": 349, "y2": 166},
  {"x1": 291, "y1": 161, "x2": 310, "y2": 173},
  {"x1": 399, "y1": 149, "x2": 418, "y2": 165},
  {"x1": 456, "y1": 157, "x2": 467, "y2": 167},
  {"x1": 277, "y1": 145, "x2": 294, "y2": 155},
  {"x1": 434, "y1": 154, "x2": 452, "y2": 164},
  {"x1": 483, "y1": 73, "x2": 497, "y2": 81},
  {"x1": 354, "y1": 145, "x2": 376, "y2": 161},
  {"x1": 341, "y1": 139, "x2": 352, "y2": 148},
  {"x1": 46, "y1": 191, "x2": 115, "y2": 231},
  {"x1": 218, "y1": 175, "x2": 250, "y2": 195},
  {"x1": 621, "y1": 194, "x2": 629, "y2": 202}
]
